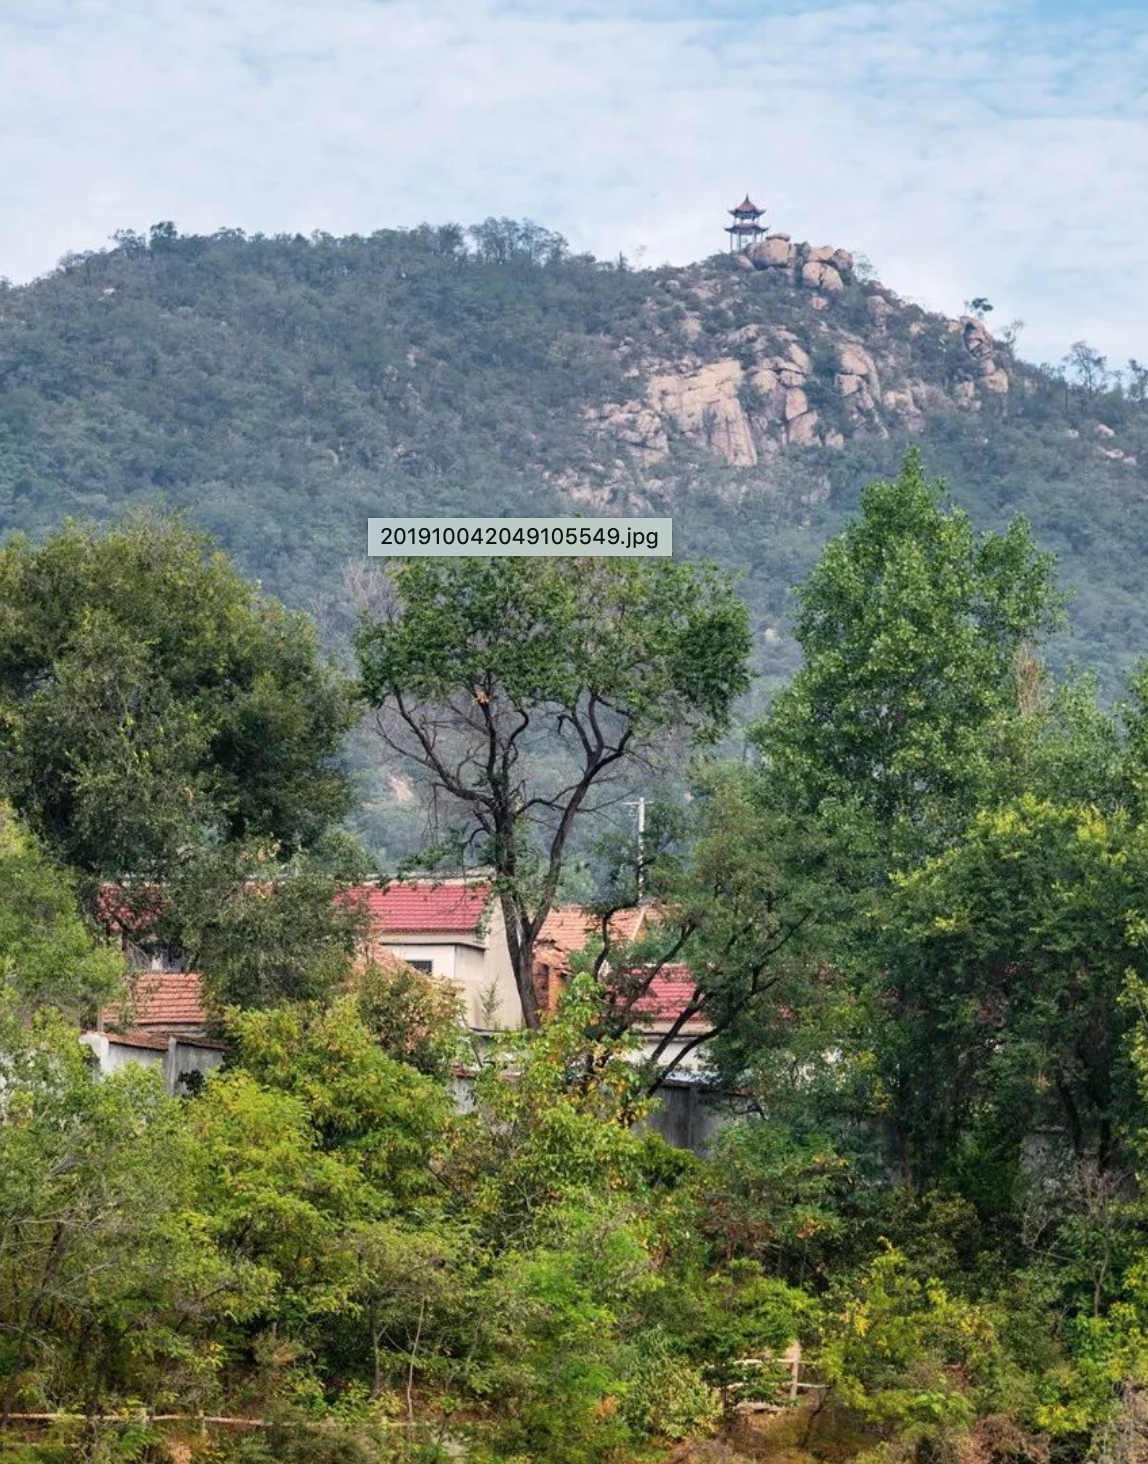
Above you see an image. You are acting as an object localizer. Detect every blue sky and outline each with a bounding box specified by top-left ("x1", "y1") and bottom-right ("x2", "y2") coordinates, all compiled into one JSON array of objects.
[{"x1": 1, "y1": 0, "x2": 1145, "y2": 366}]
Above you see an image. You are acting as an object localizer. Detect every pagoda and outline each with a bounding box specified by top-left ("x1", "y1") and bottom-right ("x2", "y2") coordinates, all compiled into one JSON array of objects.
[{"x1": 725, "y1": 194, "x2": 766, "y2": 252}]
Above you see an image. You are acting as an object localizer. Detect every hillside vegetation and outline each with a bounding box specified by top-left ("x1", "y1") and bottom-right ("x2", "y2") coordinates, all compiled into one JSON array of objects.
[{"x1": 2, "y1": 218, "x2": 1146, "y2": 700}]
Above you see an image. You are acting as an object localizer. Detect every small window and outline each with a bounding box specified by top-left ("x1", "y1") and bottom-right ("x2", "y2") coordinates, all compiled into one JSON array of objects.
[{"x1": 408, "y1": 959, "x2": 434, "y2": 975}]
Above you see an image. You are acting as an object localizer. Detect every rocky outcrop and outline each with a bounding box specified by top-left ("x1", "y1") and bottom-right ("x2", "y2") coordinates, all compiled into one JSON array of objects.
[
  {"x1": 960, "y1": 314, "x2": 993, "y2": 359},
  {"x1": 801, "y1": 260, "x2": 843, "y2": 292},
  {"x1": 957, "y1": 314, "x2": 1010, "y2": 396},
  {"x1": 647, "y1": 359, "x2": 758, "y2": 467},
  {"x1": 748, "y1": 236, "x2": 852, "y2": 291},
  {"x1": 583, "y1": 239, "x2": 1032, "y2": 476},
  {"x1": 747, "y1": 234, "x2": 795, "y2": 270},
  {"x1": 586, "y1": 400, "x2": 669, "y2": 465}
]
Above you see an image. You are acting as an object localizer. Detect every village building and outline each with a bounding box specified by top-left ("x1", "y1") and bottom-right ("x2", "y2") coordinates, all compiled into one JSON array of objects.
[
  {"x1": 84, "y1": 877, "x2": 720, "y2": 1146},
  {"x1": 354, "y1": 876, "x2": 520, "y2": 1031},
  {"x1": 82, "y1": 970, "x2": 225, "y2": 1094}
]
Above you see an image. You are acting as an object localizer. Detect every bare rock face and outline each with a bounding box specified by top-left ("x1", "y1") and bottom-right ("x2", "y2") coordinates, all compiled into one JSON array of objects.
[
  {"x1": 786, "y1": 341, "x2": 813, "y2": 372},
  {"x1": 787, "y1": 409, "x2": 819, "y2": 445},
  {"x1": 838, "y1": 342, "x2": 879, "y2": 388},
  {"x1": 867, "y1": 294, "x2": 892, "y2": 326},
  {"x1": 805, "y1": 244, "x2": 836, "y2": 264},
  {"x1": 831, "y1": 247, "x2": 854, "y2": 274},
  {"x1": 748, "y1": 234, "x2": 796, "y2": 270},
  {"x1": 784, "y1": 386, "x2": 809, "y2": 421},
  {"x1": 587, "y1": 400, "x2": 669, "y2": 465},
  {"x1": 960, "y1": 314, "x2": 994, "y2": 359},
  {"x1": 801, "y1": 260, "x2": 843, "y2": 292},
  {"x1": 980, "y1": 364, "x2": 1010, "y2": 394},
  {"x1": 647, "y1": 359, "x2": 758, "y2": 467}
]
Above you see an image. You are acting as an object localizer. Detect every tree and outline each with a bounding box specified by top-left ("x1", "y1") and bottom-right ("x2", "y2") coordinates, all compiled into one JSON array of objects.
[
  {"x1": 354, "y1": 955, "x2": 467, "y2": 1079},
  {"x1": 759, "y1": 450, "x2": 1060, "y2": 865},
  {"x1": 0, "y1": 802, "x2": 124, "y2": 1021},
  {"x1": 355, "y1": 556, "x2": 751, "y2": 1026},
  {"x1": 571, "y1": 763, "x2": 825, "y2": 1092},
  {"x1": 0, "y1": 999, "x2": 241, "y2": 1419},
  {"x1": 0, "y1": 515, "x2": 356, "y2": 882},
  {"x1": 1065, "y1": 341, "x2": 1110, "y2": 403},
  {"x1": 165, "y1": 843, "x2": 369, "y2": 1013},
  {"x1": 878, "y1": 797, "x2": 1148, "y2": 1186}
]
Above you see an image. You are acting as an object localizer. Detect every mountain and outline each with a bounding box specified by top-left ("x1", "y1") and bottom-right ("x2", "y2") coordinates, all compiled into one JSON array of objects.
[{"x1": 1, "y1": 217, "x2": 1145, "y2": 706}]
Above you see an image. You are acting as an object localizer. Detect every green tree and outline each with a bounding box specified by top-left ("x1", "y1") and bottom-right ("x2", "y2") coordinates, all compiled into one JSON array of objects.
[
  {"x1": 353, "y1": 956, "x2": 466, "y2": 1079},
  {"x1": 0, "y1": 802, "x2": 124, "y2": 1020},
  {"x1": 0, "y1": 515, "x2": 356, "y2": 880},
  {"x1": 166, "y1": 843, "x2": 369, "y2": 1012},
  {"x1": 759, "y1": 450, "x2": 1060, "y2": 865},
  {"x1": 356, "y1": 555, "x2": 751, "y2": 1025},
  {"x1": 0, "y1": 999, "x2": 241, "y2": 1420},
  {"x1": 573, "y1": 763, "x2": 825, "y2": 1092},
  {"x1": 222, "y1": 997, "x2": 452, "y2": 1202},
  {"x1": 879, "y1": 797, "x2": 1148, "y2": 1186}
]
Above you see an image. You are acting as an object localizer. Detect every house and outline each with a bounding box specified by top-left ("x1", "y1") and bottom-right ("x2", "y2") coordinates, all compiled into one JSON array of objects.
[
  {"x1": 533, "y1": 902, "x2": 712, "y2": 1072},
  {"x1": 82, "y1": 969, "x2": 225, "y2": 1094},
  {"x1": 84, "y1": 877, "x2": 721, "y2": 1147},
  {"x1": 356, "y1": 876, "x2": 522, "y2": 1031},
  {"x1": 533, "y1": 901, "x2": 722, "y2": 1152}
]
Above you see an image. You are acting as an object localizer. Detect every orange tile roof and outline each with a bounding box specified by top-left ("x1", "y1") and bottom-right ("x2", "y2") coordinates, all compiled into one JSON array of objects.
[
  {"x1": 101, "y1": 1030, "x2": 170, "y2": 1051},
  {"x1": 535, "y1": 904, "x2": 649, "y2": 970},
  {"x1": 102, "y1": 971, "x2": 207, "y2": 1031}
]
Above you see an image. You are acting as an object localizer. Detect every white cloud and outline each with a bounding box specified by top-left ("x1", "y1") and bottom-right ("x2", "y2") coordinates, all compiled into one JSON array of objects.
[{"x1": 1, "y1": 0, "x2": 1145, "y2": 364}]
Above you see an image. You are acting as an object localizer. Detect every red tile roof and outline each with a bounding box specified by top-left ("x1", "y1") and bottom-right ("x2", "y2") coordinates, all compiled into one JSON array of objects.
[
  {"x1": 630, "y1": 965, "x2": 703, "y2": 1026},
  {"x1": 102, "y1": 971, "x2": 207, "y2": 1031},
  {"x1": 534, "y1": 905, "x2": 706, "y2": 1029},
  {"x1": 348, "y1": 880, "x2": 492, "y2": 935}
]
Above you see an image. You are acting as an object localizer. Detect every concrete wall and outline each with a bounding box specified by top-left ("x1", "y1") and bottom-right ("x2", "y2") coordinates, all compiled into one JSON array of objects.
[
  {"x1": 81, "y1": 1032, "x2": 165, "y2": 1078},
  {"x1": 376, "y1": 911, "x2": 525, "y2": 1032},
  {"x1": 164, "y1": 1038, "x2": 226, "y2": 1093},
  {"x1": 82, "y1": 1033, "x2": 226, "y2": 1095}
]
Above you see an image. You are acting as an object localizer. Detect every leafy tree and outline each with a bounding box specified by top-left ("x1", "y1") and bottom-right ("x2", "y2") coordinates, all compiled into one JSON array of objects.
[
  {"x1": 816, "y1": 1247, "x2": 1030, "y2": 1460},
  {"x1": 353, "y1": 955, "x2": 467, "y2": 1079},
  {"x1": 0, "y1": 515, "x2": 356, "y2": 880},
  {"x1": 878, "y1": 797, "x2": 1148, "y2": 1186},
  {"x1": 221, "y1": 997, "x2": 452, "y2": 1202},
  {"x1": 356, "y1": 555, "x2": 751, "y2": 1025},
  {"x1": 0, "y1": 998, "x2": 241, "y2": 1420},
  {"x1": 165, "y1": 843, "x2": 370, "y2": 1012},
  {"x1": 0, "y1": 802, "x2": 124, "y2": 1020},
  {"x1": 572, "y1": 763, "x2": 826, "y2": 1090},
  {"x1": 759, "y1": 450, "x2": 1060, "y2": 864},
  {"x1": 1064, "y1": 341, "x2": 1110, "y2": 402}
]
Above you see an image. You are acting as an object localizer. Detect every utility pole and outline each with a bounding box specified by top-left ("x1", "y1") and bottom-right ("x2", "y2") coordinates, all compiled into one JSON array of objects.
[{"x1": 624, "y1": 797, "x2": 646, "y2": 895}]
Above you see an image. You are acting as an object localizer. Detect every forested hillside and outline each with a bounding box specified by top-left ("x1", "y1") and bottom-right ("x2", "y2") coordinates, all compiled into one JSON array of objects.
[{"x1": 2, "y1": 217, "x2": 1146, "y2": 700}]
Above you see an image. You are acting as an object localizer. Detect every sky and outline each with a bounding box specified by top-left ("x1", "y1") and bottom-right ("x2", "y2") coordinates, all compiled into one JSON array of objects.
[{"x1": 1, "y1": 0, "x2": 1145, "y2": 366}]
